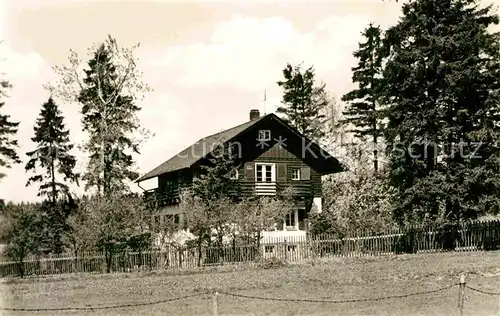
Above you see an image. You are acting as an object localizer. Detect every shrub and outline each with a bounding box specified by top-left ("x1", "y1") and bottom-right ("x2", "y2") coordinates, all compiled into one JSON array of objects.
[{"x1": 257, "y1": 257, "x2": 288, "y2": 269}]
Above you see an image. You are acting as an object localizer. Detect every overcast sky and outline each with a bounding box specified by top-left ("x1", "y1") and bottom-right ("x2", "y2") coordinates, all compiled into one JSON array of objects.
[{"x1": 1, "y1": 0, "x2": 494, "y2": 203}]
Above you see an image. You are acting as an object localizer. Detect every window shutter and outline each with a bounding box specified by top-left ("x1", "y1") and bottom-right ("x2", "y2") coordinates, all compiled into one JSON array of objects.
[
  {"x1": 277, "y1": 163, "x2": 286, "y2": 182},
  {"x1": 244, "y1": 162, "x2": 254, "y2": 181},
  {"x1": 300, "y1": 167, "x2": 310, "y2": 180}
]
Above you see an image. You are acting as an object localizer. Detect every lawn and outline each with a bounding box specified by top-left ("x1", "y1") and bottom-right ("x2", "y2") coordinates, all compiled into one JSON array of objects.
[{"x1": 1, "y1": 251, "x2": 499, "y2": 316}]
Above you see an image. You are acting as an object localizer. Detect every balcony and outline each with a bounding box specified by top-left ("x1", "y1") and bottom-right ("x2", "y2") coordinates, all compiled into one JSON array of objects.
[
  {"x1": 239, "y1": 180, "x2": 313, "y2": 196},
  {"x1": 143, "y1": 188, "x2": 181, "y2": 207},
  {"x1": 143, "y1": 180, "x2": 313, "y2": 208}
]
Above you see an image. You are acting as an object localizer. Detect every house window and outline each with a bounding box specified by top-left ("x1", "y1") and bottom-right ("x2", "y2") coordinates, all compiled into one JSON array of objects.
[
  {"x1": 165, "y1": 214, "x2": 173, "y2": 227},
  {"x1": 285, "y1": 211, "x2": 296, "y2": 227},
  {"x1": 257, "y1": 130, "x2": 271, "y2": 141},
  {"x1": 291, "y1": 168, "x2": 300, "y2": 180},
  {"x1": 255, "y1": 164, "x2": 274, "y2": 182},
  {"x1": 165, "y1": 214, "x2": 180, "y2": 229},
  {"x1": 229, "y1": 168, "x2": 239, "y2": 180}
]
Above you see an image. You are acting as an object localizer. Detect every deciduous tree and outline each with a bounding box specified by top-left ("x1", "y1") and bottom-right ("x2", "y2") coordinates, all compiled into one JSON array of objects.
[
  {"x1": 234, "y1": 188, "x2": 297, "y2": 246},
  {"x1": 313, "y1": 167, "x2": 397, "y2": 237},
  {"x1": 179, "y1": 190, "x2": 212, "y2": 266},
  {"x1": 77, "y1": 193, "x2": 149, "y2": 273},
  {"x1": 0, "y1": 202, "x2": 43, "y2": 277},
  {"x1": 63, "y1": 198, "x2": 94, "y2": 257}
]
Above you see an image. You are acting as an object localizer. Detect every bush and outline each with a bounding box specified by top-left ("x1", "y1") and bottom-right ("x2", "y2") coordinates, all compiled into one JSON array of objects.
[
  {"x1": 257, "y1": 257, "x2": 288, "y2": 269},
  {"x1": 312, "y1": 167, "x2": 397, "y2": 237}
]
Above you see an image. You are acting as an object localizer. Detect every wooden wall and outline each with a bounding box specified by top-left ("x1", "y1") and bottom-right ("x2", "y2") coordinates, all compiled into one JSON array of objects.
[{"x1": 242, "y1": 143, "x2": 322, "y2": 197}]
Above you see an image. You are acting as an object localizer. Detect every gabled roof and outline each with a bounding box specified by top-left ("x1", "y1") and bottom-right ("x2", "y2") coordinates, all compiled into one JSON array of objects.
[
  {"x1": 136, "y1": 113, "x2": 345, "y2": 182},
  {"x1": 136, "y1": 115, "x2": 266, "y2": 182}
]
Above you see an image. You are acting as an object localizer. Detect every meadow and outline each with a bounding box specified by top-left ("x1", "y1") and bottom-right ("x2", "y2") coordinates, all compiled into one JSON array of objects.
[{"x1": 1, "y1": 251, "x2": 499, "y2": 316}]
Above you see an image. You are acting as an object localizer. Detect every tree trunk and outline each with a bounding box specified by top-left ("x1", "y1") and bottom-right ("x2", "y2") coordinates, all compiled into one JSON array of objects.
[
  {"x1": 17, "y1": 257, "x2": 25, "y2": 278},
  {"x1": 50, "y1": 150, "x2": 57, "y2": 205},
  {"x1": 105, "y1": 246, "x2": 113, "y2": 273},
  {"x1": 197, "y1": 238, "x2": 202, "y2": 267},
  {"x1": 50, "y1": 147, "x2": 63, "y2": 253},
  {"x1": 100, "y1": 112, "x2": 107, "y2": 197},
  {"x1": 372, "y1": 103, "x2": 379, "y2": 173},
  {"x1": 73, "y1": 247, "x2": 78, "y2": 273}
]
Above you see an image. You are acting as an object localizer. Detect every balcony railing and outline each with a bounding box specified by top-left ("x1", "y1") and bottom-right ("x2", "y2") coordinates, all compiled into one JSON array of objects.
[
  {"x1": 238, "y1": 180, "x2": 313, "y2": 196},
  {"x1": 143, "y1": 188, "x2": 181, "y2": 207},
  {"x1": 143, "y1": 180, "x2": 313, "y2": 208}
]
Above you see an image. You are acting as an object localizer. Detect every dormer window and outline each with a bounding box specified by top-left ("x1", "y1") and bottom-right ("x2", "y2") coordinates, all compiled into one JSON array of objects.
[{"x1": 258, "y1": 130, "x2": 271, "y2": 141}]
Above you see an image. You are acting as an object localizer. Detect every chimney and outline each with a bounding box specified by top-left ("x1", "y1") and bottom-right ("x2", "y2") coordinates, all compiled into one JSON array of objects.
[{"x1": 249, "y1": 109, "x2": 260, "y2": 121}]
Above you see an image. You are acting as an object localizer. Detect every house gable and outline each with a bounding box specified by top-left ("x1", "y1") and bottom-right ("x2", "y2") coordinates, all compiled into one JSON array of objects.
[
  {"x1": 256, "y1": 143, "x2": 297, "y2": 160},
  {"x1": 196, "y1": 114, "x2": 343, "y2": 175},
  {"x1": 248, "y1": 143, "x2": 323, "y2": 197}
]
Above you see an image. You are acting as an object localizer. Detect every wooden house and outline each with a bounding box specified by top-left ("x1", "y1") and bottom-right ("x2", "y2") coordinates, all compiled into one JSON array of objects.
[{"x1": 136, "y1": 110, "x2": 344, "y2": 240}]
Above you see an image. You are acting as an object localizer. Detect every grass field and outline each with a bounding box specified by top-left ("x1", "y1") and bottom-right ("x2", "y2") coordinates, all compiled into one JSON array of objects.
[{"x1": 1, "y1": 251, "x2": 499, "y2": 316}]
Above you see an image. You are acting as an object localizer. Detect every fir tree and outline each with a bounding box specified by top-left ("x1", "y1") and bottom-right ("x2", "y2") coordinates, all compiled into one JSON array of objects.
[
  {"x1": 0, "y1": 80, "x2": 20, "y2": 181},
  {"x1": 382, "y1": 0, "x2": 500, "y2": 223},
  {"x1": 276, "y1": 63, "x2": 326, "y2": 141},
  {"x1": 77, "y1": 38, "x2": 144, "y2": 196},
  {"x1": 25, "y1": 97, "x2": 79, "y2": 253},
  {"x1": 342, "y1": 24, "x2": 385, "y2": 172},
  {"x1": 25, "y1": 97, "x2": 78, "y2": 202}
]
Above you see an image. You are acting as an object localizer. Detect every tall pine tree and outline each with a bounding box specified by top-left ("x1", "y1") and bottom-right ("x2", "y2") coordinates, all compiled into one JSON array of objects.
[
  {"x1": 277, "y1": 63, "x2": 326, "y2": 141},
  {"x1": 25, "y1": 97, "x2": 79, "y2": 253},
  {"x1": 77, "y1": 37, "x2": 145, "y2": 196},
  {"x1": 382, "y1": 0, "x2": 500, "y2": 224},
  {"x1": 0, "y1": 80, "x2": 20, "y2": 181},
  {"x1": 25, "y1": 97, "x2": 78, "y2": 202},
  {"x1": 342, "y1": 24, "x2": 385, "y2": 172}
]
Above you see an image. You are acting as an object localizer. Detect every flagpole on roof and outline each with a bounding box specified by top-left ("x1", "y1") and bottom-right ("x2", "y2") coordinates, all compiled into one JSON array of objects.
[{"x1": 264, "y1": 90, "x2": 267, "y2": 115}]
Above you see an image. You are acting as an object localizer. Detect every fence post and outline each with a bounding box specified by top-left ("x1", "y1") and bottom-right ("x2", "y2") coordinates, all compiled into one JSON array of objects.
[
  {"x1": 458, "y1": 273, "x2": 466, "y2": 316},
  {"x1": 284, "y1": 238, "x2": 288, "y2": 261},
  {"x1": 212, "y1": 290, "x2": 219, "y2": 316}
]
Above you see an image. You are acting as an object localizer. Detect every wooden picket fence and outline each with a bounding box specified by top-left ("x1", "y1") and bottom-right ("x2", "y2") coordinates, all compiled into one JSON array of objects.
[{"x1": 1, "y1": 219, "x2": 499, "y2": 278}]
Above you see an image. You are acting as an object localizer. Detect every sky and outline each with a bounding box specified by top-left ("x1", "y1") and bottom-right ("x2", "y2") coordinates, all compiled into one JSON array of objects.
[{"x1": 0, "y1": 0, "x2": 493, "y2": 203}]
